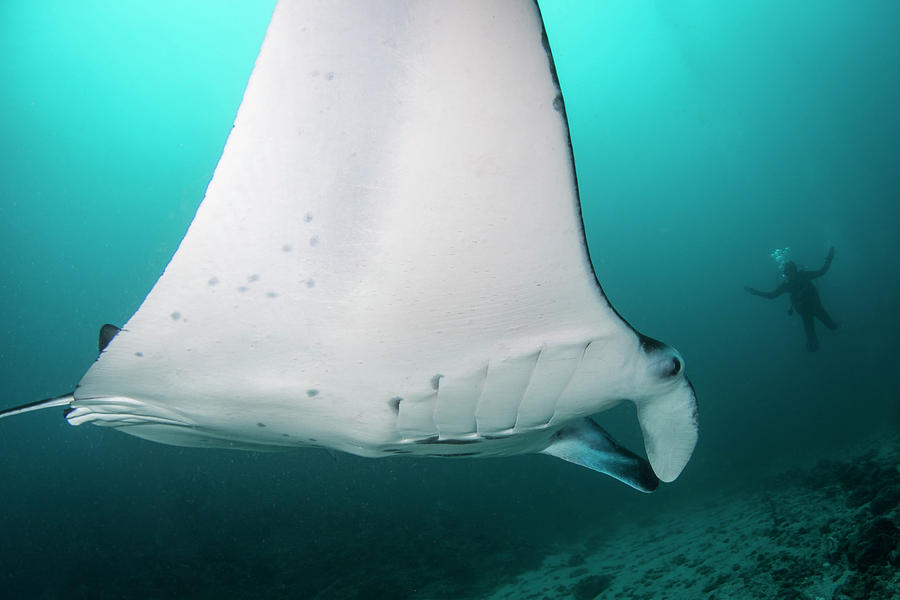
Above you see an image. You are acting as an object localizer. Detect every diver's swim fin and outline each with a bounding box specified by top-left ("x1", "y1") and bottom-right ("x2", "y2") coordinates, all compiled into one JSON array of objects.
[{"x1": 541, "y1": 418, "x2": 660, "y2": 492}]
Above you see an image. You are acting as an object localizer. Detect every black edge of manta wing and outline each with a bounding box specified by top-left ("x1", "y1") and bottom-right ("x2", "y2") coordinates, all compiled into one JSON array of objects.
[
  {"x1": 0, "y1": 392, "x2": 75, "y2": 421},
  {"x1": 534, "y1": 7, "x2": 700, "y2": 458},
  {"x1": 530, "y1": 2, "x2": 643, "y2": 336}
]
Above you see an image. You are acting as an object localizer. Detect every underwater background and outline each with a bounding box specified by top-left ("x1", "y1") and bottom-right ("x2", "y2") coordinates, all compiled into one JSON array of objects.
[{"x1": 1, "y1": 1, "x2": 898, "y2": 598}]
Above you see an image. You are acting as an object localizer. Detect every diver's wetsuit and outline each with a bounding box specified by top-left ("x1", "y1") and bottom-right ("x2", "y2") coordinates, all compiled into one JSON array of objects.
[{"x1": 745, "y1": 248, "x2": 838, "y2": 351}]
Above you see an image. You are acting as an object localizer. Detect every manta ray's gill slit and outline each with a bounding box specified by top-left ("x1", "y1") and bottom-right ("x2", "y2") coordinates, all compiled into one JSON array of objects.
[
  {"x1": 546, "y1": 340, "x2": 593, "y2": 426},
  {"x1": 471, "y1": 362, "x2": 491, "y2": 435},
  {"x1": 394, "y1": 394, "x2": 430, "y2": 441},
  {"x1": 430, "y1": 375, "x2": 442, "y2": 437},
  {"x1": 512, "y1": 344, "x2": 545, "y2": 431},
  {"x1": 430, "y1": 374, "x2": 443, "y2": 391}
]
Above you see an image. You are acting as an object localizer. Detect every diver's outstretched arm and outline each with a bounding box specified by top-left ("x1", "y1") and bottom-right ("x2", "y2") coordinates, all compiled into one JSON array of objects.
[
  {"x1": 744, "y1": 284, "x2": 786, "y2": 299},
  {"x1": 809, "y1": 246, "x2": 835, "y2": 279}
]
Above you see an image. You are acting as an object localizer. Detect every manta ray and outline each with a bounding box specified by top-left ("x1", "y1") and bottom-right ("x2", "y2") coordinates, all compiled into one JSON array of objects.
[{"x1": 0, "y1": 0, "x2": 698, "y2": 492}]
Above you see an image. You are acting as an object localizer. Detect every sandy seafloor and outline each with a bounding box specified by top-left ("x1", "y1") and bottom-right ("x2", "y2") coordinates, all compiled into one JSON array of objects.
[{"x1": 473, "y1": 436, "x2": 899, "y2": 600}]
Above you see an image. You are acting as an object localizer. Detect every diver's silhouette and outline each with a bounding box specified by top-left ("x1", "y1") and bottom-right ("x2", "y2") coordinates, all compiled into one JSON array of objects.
[{"x1": 745, "y1": 247, "x2": 838, "y2": 352}]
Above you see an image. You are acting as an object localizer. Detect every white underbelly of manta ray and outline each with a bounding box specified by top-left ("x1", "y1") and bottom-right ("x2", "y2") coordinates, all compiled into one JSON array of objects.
[{"x1": 2, "y1": 0, "x2": 698, "y2": 492}]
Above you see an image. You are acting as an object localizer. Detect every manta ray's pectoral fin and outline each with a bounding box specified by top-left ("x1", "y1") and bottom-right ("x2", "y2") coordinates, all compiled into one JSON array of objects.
[
  {"x1": 541, "y1": 418, "x2": 659, "y2": 493},
  {"x1": 0, "y1": 393, "x2": 74, "y2": 421}
]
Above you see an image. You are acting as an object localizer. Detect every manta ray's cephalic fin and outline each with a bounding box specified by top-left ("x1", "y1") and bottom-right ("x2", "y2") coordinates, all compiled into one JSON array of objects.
[{"x1": 541, "y1": 418, "x2": 660, "y2": 492}]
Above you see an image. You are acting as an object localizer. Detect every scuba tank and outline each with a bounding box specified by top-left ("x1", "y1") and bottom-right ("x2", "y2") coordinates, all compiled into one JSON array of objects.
[
  {"x1": 770, "y1": 247, "x2": 791, "y2": 286},
  {"x1": 770, "y1": 247, "x2": 795, "y2": 316}
]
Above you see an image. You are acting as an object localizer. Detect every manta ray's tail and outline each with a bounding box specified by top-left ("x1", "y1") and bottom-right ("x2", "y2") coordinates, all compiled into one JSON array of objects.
[
  {"x1": 0, "y1": 393, "x2": 74, "y2": 420},
  {"x1": 0, "y1": 324, "x2": 118, "y2": 422}
]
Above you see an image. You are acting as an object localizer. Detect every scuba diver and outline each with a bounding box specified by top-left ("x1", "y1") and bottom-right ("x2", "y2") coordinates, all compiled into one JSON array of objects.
[{"x1": 745, "y1": 246, "x2": 838, "y2": 352}]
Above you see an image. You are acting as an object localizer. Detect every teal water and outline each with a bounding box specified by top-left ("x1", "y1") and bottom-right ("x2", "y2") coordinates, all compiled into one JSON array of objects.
[{"x1": 1, "y1": 1, "x2": 898, "y2": 598}]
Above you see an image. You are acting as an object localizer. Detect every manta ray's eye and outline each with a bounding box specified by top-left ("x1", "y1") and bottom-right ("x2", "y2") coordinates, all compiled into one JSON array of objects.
[
  {"x1": 669, "y1": 357, "x2": 682, "y2": 377},
  {"x1": 652, "y1": 356, "x2": 682, "y2": 379}
]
